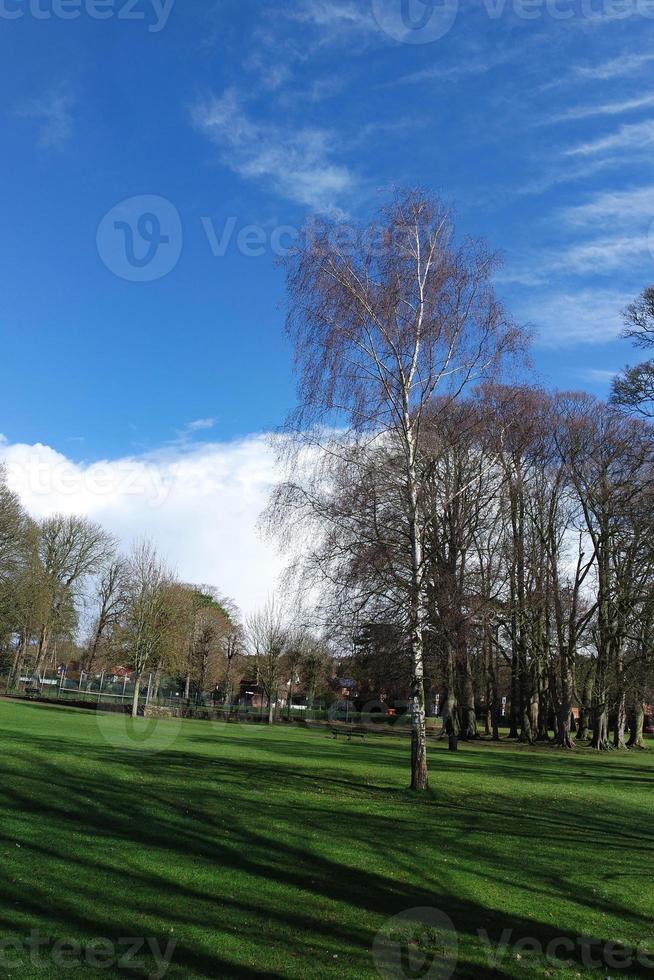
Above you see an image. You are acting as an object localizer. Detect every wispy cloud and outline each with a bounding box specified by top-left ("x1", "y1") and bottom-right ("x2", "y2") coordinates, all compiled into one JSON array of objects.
[
  {"x1": 18, "y1": 86, "x2": 75, "y2": 149},
  {"x1": 392, "y1": 47, "x2": 513, "y2": 86},
  {"x1": 173, "y1": 418, "x2": 217, "y2": 446},
  {"x1": 518, "y1": 156, "x2": 624, "y2": 197},
  {"x1": 242, "y1": 49, "x2": 294, "y2": 92},
  {"x1": 553, "y1": 235, "x2": 648, "y2": 274},
  {"x1": 567, "y1": 118, "x2": 654, "y2": 156},
  {"x1": 520, "y1": 289, "x2": 631, "y2": 346},
  {"x1": 576, "y1": 367, "x2": 618, "y2": 383},
  {"x1": 187, "y1": 418, "x2": 216, "y2": 432},
  {"x1": 502, "y1": 231, "x2": 650, "y2": 284},
  {"x1": 283, "y1": 0, "x2": 374, "y2": 37},
  {"x1": 191, "y1": 88, "x2": 355, "y2": 212},
  {"x1": 560, "y1": 185, "x2": 654, "y2": 227},
  {"x1": 543, "y1": 93, "x2": 654, "y2": 125},
  {"x1": 570, "y1": 52, "x2": 654, "y2": 82}
]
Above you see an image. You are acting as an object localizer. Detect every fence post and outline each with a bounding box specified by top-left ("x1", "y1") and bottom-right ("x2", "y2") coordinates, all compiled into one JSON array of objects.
[{"x1": 98, "y1": 671, "x2": 105, "y2": 705}]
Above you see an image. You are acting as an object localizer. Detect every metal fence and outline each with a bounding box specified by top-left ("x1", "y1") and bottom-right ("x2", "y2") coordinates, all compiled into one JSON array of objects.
[{"x1": 9, "y1": 672, "x2": 333, "y2": 719}]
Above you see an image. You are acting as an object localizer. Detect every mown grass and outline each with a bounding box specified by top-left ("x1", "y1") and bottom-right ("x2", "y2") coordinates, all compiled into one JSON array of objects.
[{"x1": 0, "y1": 699, "x2": 652, "y2": 978}]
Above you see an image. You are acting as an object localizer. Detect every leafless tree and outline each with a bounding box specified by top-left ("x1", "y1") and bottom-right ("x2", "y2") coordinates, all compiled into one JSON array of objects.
[
  {"x1": 84, "y1": 557, "x2": 130, "y2": 674},
  {"x1": 35, "y1": 515, "x2": 114, "y2": 674},
  {"x1": 558, "y1": 395, "x2": 654, "y2": 749},
  {"x1": 222, "y1": 625, "x2": 244, "y2": 706},
  {"x1": 270, "y1": 190, "x2": 522, "y2": 789},
  {"x1": 123, "y1": 540, "x2": 175, "y2": 717},
  {"x1": 612, "y1": 286, "x2": 654, "y2": 417},
  {"x1": 247, "y1": 599, "x2": 288, "y2": 725}
]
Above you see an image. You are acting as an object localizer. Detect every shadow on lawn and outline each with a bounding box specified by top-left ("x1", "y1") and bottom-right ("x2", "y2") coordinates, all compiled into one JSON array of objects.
[{"x1": 0, "y1": 723, "x2": 652, "y2": 978}]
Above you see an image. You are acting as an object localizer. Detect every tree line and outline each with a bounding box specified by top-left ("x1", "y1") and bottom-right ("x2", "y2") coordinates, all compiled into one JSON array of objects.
[
  {"x1": 268, "y1": 190, "x2": 654, "y2": 789},
  {"x1": 2, "y1": 189, "x2": 652, "y2": 793},
  {"x1": 0, "y1": 491, "x2": 334, "y2": 719}
]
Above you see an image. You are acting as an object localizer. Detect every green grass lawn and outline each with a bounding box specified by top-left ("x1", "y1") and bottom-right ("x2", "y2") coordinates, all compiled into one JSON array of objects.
[{"x1": 0, "y1": 699, "x2": 652, "y2": 979}]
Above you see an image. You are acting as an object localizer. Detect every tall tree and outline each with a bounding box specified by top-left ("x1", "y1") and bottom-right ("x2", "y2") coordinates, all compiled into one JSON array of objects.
[
  {"x1": 247, "y1": 600, "x2": 287, "y2": 725},
  {"x1": 612, "y1": 286, "x2": 654, "y2": 417},
  {"x1": 123, "y1": 540, "x2": 175, "y2": 718},
  {"x1": 559, "y1": 395, "x2": 654, "y2": 750},
  {"x1": 84, "y1": 557, "x2": 129, "y2": 674},
  {"x1": 35, "y1": 515, "x2": 114, "y2": 674},
  {"x1": 272, "y1": 190, "x2": 521, "y2": 790}
]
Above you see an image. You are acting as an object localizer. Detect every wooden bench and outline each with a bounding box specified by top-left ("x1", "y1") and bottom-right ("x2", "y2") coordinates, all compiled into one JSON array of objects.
[{"x1": 330, "y1": 727, "x2": 366, "y2": 741}]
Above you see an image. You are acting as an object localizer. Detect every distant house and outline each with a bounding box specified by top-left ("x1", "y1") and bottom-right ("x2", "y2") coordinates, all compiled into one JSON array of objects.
[
  {"x1": 332, "y1": 677, "x2": 359, "y2": 699},
  {"x1": 238, "y1": 681, "x2": 265, "y2": 709}
]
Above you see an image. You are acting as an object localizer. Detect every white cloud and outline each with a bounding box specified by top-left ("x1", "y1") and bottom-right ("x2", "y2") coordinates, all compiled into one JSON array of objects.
[
  {"x1": 517, "y1": 155, "x2": 623, "y2": 196},
  {"x1": 567, "y1": 119, "x2": 654, "y2": 157},
  {"x1": 186, "y1": 418, "x2": 215, "y2": 432},
  {"x1": 560, "y1": 185, "x2": 654, "y2": 227},
  {"x1": 576, "y1": 367, "x2": 618, "y2": 383},
  {"x1": 569, "y1": 53, "x2": 654, "y2": 82},
  {"x1": 393, "y1": 46, "x2": 513, "y2": 86},
  {"x1": 552, "y1": 235, "x2": 649, "y2": 274},
  {"x1": 519, "y1": 289, "x2": 630, "y2": 346},
  {"x1": 18, "y1": 87, "x2": 75, "y2": 149},
  {"x1": 191, "y1": 88, "x2": 355, "y2": 212},
  {"x1": 283, "y1": 0, "x2": 374, "y2": 36},
  {"x1": 543, "y1": 93, "x2": 654, "y2": 125},
  {"x1": 0, "y1": 436, "x2": 285, "y2": 616}
]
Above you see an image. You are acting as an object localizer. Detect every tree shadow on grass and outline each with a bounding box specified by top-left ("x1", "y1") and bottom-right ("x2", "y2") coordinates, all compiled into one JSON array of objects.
[{"x1": 0, "y1": 720, "x2": 652, "y2": 978}]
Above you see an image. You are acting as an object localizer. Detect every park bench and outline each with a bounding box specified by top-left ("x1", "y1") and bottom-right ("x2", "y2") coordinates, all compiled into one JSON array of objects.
[{"x1": 330, "y1": 727, "x2": 366, "y2": 741}]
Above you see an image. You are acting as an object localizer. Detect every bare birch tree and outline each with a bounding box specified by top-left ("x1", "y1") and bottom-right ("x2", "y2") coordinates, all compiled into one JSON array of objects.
[
  {"x1": 124, "y1": 540, "x2": 175, "y2": 718},
  {"x1": 247, "y1": 599, "x2": 287, "y2": 725},
  {"x1": 270, "y1": 191, "x2": 521, "y2": 790}
]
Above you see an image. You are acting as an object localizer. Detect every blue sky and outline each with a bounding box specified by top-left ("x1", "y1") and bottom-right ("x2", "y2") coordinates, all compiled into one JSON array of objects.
[{"x1": 1, "y1": 1, "x2": 653, "y2": 458}]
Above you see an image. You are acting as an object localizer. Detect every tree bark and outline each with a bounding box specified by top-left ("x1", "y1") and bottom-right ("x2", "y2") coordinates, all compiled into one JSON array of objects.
[
  {"x1": 613, "y1": 651, "x2": 627, "y2": 749},
  {"x1": 591, "y1": 703, "x2": 610, "y2": 751},
  {"x1": 410, "y1": 643, "x2": 428, "y2": 791},
  {"x1": 442, "y1": 646, "x2": 459, "y2": 737},
  {"x1": 627, "y1": 704, "x2": 646, "y2": 749},
  {"x1": 576, "y1": 662, "x2": 595, "y2": 742},
  {"x1": 131, "y1": 675, "x2": 141, "y2": 718},
  {"x1": 555, "y1": 661, "x2": 575, "y2": 749},
  {"x1": 407, "y1": 439, "x2": 428, "y2": 792},
  {"x1": 457, "y1": 653, "x2": 477, "y2": 740}
]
